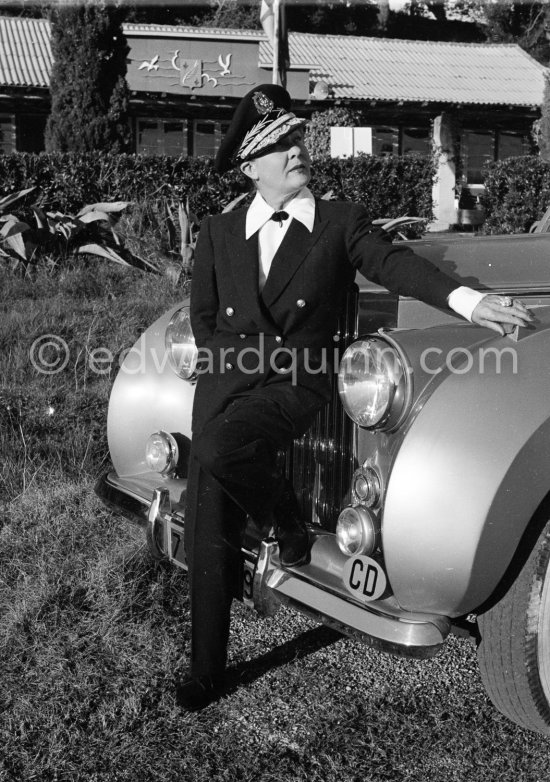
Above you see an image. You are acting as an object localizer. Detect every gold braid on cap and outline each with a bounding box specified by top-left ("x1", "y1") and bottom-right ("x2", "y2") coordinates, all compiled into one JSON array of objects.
[
  {"x1": 237, "y1": 109, "x2": 285, "y2": 158},
  {"x1": 237, "y1": 111, "x2": 303, "y2": 162}
]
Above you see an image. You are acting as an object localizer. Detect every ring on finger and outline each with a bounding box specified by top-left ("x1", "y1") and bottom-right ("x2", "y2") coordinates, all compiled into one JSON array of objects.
[{"x1": 498, "y1": 295, "x2": 513, "y2": 307}]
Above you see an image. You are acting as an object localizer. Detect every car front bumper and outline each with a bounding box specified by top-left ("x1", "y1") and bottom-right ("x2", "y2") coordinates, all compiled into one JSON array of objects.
[{"x1": 95, "y1": 470, "x2": 451, "y2": 658}]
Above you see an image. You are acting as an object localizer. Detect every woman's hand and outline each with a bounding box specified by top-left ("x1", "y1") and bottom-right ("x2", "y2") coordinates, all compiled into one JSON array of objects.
[{"x1": 471, "y1": 294, "x2": 535, "y2": 336}]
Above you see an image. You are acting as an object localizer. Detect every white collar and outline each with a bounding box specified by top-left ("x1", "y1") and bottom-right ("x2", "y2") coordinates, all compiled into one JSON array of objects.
[{"x1": 245, "y1": 187, "x2": 315, "y2": 239}]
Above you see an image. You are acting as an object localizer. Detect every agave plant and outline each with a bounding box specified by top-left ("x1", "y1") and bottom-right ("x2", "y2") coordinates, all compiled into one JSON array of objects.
[
  {"x1": 0, "y1": 187, "x2": 159, "y2": 275},
  {"x1": 165, "y1": 197, "x2": 199, "y2": 283}
]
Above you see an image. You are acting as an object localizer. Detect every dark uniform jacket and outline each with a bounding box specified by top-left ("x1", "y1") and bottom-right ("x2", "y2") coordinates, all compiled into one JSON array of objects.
[{"x1": 190, "y1": 198, "x2": 458, "y2": 432}]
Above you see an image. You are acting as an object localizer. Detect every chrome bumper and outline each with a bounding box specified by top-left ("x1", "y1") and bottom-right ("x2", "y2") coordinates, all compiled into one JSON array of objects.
[{"x1": 95, "y1": 471, "x2": 451, "y2": 658}]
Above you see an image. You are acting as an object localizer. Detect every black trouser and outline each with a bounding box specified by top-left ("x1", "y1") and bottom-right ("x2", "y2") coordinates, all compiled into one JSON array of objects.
[{"x1": 184, "y1": 391, "x2": 323, "y2": 678}]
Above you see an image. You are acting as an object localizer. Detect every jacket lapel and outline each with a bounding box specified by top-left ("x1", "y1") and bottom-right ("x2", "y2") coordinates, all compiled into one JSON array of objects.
[
  {"x1": 261, "y1": 212, "x2": 329, "y2": 308},
  {"x1": 226, "y1": 211, "x2": 273, "y2": 331}
]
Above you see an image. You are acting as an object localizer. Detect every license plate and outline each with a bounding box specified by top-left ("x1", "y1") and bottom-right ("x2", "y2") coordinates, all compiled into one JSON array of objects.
[
  {"x1": 242, "y1": 552, "x2": 256, "y2": 609},
  {"x1": 165, "y1": 518, "x2": 259, "y2": 605},
  {"x1": 167, "y1": 518, "x2": 187, "y2": 569}
]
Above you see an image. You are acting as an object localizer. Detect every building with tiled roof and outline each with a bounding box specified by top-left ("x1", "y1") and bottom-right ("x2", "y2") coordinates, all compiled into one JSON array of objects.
[
  {"x1": 266, "y1": 32, "x2": 546, "y2": 107},
  {"x1": 0, "y1": 16, "x2": 547, "y2": 227}
]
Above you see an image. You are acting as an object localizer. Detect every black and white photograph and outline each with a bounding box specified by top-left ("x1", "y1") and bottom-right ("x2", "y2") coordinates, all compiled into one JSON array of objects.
[{"x1": 1, "y1": 0, "x2": 550, "y2": 779}]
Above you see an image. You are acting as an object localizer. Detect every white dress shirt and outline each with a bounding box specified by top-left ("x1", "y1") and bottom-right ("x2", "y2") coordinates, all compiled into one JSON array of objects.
[
  {"x1": 245, "y1": 187, "x2": 484, "y2": 320},
  {"x1": 246, "y1": 187, "x2": 316, "y2": 290}
]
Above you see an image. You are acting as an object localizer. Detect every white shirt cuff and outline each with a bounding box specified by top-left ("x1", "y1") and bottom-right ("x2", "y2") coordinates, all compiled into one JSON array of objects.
[{"x1": 447, "y1": 286, "x2": 486, "y2": 322}]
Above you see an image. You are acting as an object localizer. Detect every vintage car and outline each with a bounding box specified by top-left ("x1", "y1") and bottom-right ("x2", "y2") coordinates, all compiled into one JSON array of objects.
[{"x1": 95, "y1": 228, "x2": 550, "y2": 736}]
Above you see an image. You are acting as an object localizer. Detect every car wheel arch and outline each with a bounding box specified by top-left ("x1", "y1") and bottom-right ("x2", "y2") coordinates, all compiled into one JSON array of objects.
[{"x1": 382, "y1": 358, "x2": 550, "y2": 616}]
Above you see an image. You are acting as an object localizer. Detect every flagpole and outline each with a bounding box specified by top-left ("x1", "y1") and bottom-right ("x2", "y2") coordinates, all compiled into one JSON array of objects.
[{"x1": 272, "y1": 0, "x2": 280, "y2": 85}]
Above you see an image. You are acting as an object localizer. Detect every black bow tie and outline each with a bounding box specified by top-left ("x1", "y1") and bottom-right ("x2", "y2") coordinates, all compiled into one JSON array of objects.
[{"x1": 270, "y1": 210, "x2": 289, "y2": 226}]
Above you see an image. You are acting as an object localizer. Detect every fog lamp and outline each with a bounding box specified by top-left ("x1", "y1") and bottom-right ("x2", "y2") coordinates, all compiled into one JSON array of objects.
[
  {"x1": 352, "y1": 466, "x2": 381, "y2": 508},
  {"x1": 145, "y1": 431, "x2": 179, "y2": 475},
  {"x1": 336, "y1": 505, "x2": 379, "y2": 557}
]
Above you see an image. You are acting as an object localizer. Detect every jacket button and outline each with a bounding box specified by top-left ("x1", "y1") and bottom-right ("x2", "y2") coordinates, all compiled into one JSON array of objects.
[
  {"x1": 275, "y1": 336, "x2": 282, "y2": 344},
  {"x1": 226, "y1": 306, "x2": 234, "y2": 316},
  {"x1": 225, "y1": 362, "x2": 234, "y2": 371},
  {"x1": 296, "y1": 299, "x2": 306, "y2": 308}
]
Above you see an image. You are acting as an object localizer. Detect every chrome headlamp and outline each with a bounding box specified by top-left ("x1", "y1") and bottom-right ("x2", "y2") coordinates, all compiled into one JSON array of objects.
[
  {"x1": 145, "y1": 430, "x2": 179, "y2": 475},
  {"x1": 337, "y1": 336, "x2": 411, "y2": 430},
  {"x1": 336, "y1": 505, "x2": 379, "y2": 557},
  {"x1": 165, "y1": 306, "x2": 198, "y2": 380}
]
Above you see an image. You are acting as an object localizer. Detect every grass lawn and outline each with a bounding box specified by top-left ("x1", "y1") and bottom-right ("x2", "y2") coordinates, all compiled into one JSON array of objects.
[{"x1": 1, "y1": 262, "x2": 549, "y2": 782}]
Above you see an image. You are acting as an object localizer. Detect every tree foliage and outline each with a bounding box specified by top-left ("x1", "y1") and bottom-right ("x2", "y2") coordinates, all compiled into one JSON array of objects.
[
  {"x1": 536, "y1": 72, "x2": 550, "y2": 161},
  {"x1": 45, "y1": 2, "x2": 131, "y2": 153},
  {"x1": 6, "y1": 0, "x2": 550, "y2": 58},
  {"x1": 110, "y1": 0, "x2": 550, "y2": 54},
  {"x1": 125, "y1": 1, "x2": 261, "y2": 28},
  {"x1": 370, "y1": 0, "x2": 482, "y2": 42},
  {"x1": 125, "y1": 0, "x2": 383, "y2": 35},
  {"x1": 189, "y1": 0, "x2": 261, "y2": 29},
  {"x1": 178, "y1": 0, "x2": 469, "y2": 38},
  {"x1": 471, "y1": 0, "x2": 550, "y2": 63}
]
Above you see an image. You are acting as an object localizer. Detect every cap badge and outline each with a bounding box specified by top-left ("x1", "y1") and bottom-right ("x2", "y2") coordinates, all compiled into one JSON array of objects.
[{"x1": 252, "y1": 91, "x2": 274, "y2": 115}]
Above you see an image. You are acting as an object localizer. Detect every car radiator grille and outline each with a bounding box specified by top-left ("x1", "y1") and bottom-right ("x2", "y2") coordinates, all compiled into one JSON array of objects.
[{"x1": 285, "y1": 287, "x2": 359, "y2": 532}]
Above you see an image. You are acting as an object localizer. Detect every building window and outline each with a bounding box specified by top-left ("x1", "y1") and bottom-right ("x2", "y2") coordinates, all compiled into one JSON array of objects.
[
  {"x1": 330, "y1": 126, "x2": 372, "y2": 157},
  {"x1": 462, "y1": 130, "x2": 495, "y2": 185},
  {"x1": 372, "y1": 126, "x2": 399, "y2": 156},
  {"x1": 401, "y1": 127, "x2": 431, "y2": 156},
  {"x1": 192, "y1": 120, "x2": 229, "y2": 158},
  {"x1": 462, "y1": 129, "x2": 529, "y2": 185},
  {"x1": 330, "y1": 125, "x2": 429, "y2": 158},
  {"x1": 330, "y1": 125, "x2": 400, "y2": 157},
  {"x1": 18, "y1": 114, "x2": 47, "y2": 153},
  {"x1": 0, "y1": 115, "x2": 16, "y2": 154},
  {"x1": 497, "y1": 131, "x2": 528, "y2": 161},
  {"x1": 136, "y1": 119, "x2": 188, "y2": 156}
]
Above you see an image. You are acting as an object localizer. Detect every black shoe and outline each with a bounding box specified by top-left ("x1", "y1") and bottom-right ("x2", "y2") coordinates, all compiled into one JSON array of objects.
[
  {"x1": 175, "y1": 674, "x2": 225, "y2": 711},
  {"x1": 276, "y1": 520, "x2": 310, "y2": 567},
  {"x1": 272, "y1": 480, "x2": 311, "y2": 567}
]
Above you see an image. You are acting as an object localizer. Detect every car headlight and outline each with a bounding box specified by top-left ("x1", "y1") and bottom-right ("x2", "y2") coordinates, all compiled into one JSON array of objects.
[
  {"x1": 336, "y1": 505, "x2": 379, "y2": 556},
  {"x1": 165, "y1": 306, "x2": 198, "y2": 380},
  {"x1": 337, "y1": 336, "x2": 411, "y2": 430},
  {"x1": 145, "y1": 431, "x2": 179, "y2": 474}
]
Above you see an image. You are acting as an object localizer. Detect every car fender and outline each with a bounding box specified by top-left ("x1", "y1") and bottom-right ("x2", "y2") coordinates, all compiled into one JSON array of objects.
[
  {"x1": 107, "y1": 301, "x2": 195, "y2": 477},
  {"x1": 382, "y1": 313, "x2": 550, "y2": 617}
]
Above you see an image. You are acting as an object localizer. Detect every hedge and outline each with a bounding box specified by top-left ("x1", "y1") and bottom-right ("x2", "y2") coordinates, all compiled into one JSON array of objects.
[
  {"x1": 310, "y1": 154, "x2": 435, "y2": 223},
  {"x1": 0, "y1": 151, "x2": 435, "y2": 224},
  {"x1": 0, "y1": 153, "x2": 248, "y2": 219},
  {"x1": 481, "y1": 155, "x2": 550, "y2": 235},
  {"x1": 7, "y1": 151, "x2": 550, "y2": 238}
]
